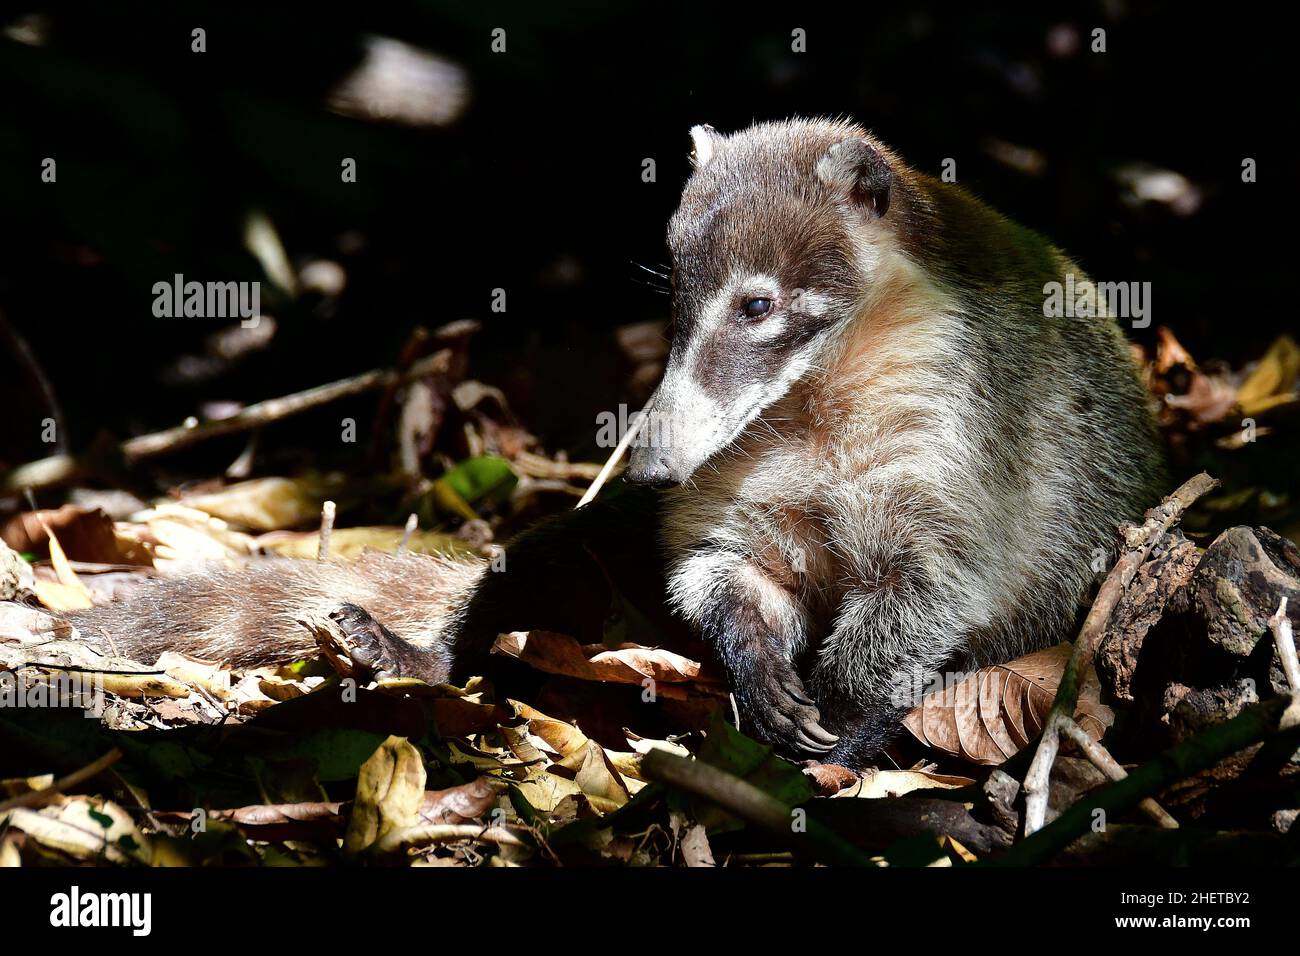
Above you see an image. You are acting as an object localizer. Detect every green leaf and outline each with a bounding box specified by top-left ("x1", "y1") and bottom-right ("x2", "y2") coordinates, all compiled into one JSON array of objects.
[{"x1": 440, "y1": 455, "x2": 518, "y2": 506}]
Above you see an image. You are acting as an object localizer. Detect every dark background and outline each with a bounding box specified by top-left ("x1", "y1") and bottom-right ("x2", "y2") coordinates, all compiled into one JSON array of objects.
[{"x1": 0, "y1": 1, "x2": 1284, "y2": 483}]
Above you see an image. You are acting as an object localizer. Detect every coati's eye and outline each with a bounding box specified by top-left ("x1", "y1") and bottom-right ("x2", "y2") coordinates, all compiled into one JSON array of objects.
[{"x1": 741, "y1": 297, "x2": 773, "y2": 319}]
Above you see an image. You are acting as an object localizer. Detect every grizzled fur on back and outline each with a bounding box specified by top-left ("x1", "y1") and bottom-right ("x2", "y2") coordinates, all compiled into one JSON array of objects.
[{"x1": 643, "y1": 118, "x2": 1165, "y2": 765}]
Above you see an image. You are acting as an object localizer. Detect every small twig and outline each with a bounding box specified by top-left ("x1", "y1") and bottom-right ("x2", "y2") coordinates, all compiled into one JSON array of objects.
[
  {"x1": 11, "y1": 662, "x2": 166, "y2": 677},
  {"x1": 317, "y1": 500, "x2": 336, "y2": 561},
  {"x1": 1269, "y1": 597, "x2": 1299, "y2": 691},
  {"x1": 640, "y1": 748, "x2": 872, "y2": 866},
  {"x1": 0, "y1": 748, "x2": 123, "y2": 813},
  {"x1": 576, "y1": 401, "x2": 651, "y2": 508},
  {"x1": 396, "y1": 513, "x2": 418, "y2": 555},
  {"x1": 1004, "y1": 692, "x2": 1300, "y2": 866},
  {"x1": 1022, "y1": 472, "x2": 1218, "y2": 836},
  {"x1": 1, "y1": 351, "x2": 451, "y2": 493},
  {"x1": 1058, "y1": 716, "x2": 1178, "y2": 828}
]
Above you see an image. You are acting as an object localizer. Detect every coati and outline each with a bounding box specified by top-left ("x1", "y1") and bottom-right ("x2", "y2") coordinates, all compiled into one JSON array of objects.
[{"x1": 66, "y1": 118, "x2": 1166, "y2": 769}]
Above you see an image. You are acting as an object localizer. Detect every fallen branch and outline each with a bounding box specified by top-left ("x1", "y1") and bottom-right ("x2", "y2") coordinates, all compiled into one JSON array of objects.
[
  {"x1": 1, "y1": 351, "x2": 451, "y2": 493},
  {"x1": 1270, "y1": 597, "x2": 1299, "y2": 690},
  {"x1": 1022, "y1": 472, "x2": 1219, "y2": 835},
  {"x1": 1004, "y1": 692, "x2": 1300, "y2": 865}
]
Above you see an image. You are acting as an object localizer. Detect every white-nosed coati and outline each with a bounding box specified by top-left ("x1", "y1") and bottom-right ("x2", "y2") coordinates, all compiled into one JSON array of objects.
[{"x1": 67, "y1": 119, "x2": 1165, "y2": 769}]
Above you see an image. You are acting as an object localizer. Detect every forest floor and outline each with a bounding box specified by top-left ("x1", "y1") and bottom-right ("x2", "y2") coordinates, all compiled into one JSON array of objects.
[{"x1": 1, "y1": 325, "x2": 1298, "y2": 867}]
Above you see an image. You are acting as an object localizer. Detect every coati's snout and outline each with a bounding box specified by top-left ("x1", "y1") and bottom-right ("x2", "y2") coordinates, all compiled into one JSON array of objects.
[{"x1": 627, "y1": 122, "x2": 897, "y2": 485}]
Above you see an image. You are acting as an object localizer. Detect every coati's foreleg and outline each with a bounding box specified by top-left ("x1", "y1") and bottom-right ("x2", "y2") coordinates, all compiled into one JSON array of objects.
[
  {"x1": 677, "y1": 551, "x2": 840, "y2": 756},
  {"x1": 807, "y1": 585, "x2": 969, "y2": 768}
]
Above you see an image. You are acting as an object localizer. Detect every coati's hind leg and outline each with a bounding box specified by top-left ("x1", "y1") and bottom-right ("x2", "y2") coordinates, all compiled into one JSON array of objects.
[{"x1": 676, "y1": 552, "x2": 840, "y2": 757}]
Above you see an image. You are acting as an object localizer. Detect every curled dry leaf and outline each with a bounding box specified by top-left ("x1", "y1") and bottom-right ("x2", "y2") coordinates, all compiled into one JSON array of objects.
[
  {"x1": 832, "y1": 769, "x2": 975, "y2": 799},
  {"x1": 804, "y1": 762, "x2": 861, "y2": 797},
  {"x1": 902, "y1": 643, "x2": 1113, "y2": 765},
  {"x1": 178, "y1": 476, "x2": 329, "y2": 531},
  {"x1": 1, "y1": 505, "x2": 151, "y2": 566},
  {"x1": 492, "y1": 630, "x2": 720, "y2": 686},
  {"x1": 33, "y1": 517, "x2": 93, "y2": 611},
  {"x1": 1, "y1": 797, "x2": 151, "y2": 865},
  {"x1": 419, "y1": 778, "x2": 499, "y2": 825}
]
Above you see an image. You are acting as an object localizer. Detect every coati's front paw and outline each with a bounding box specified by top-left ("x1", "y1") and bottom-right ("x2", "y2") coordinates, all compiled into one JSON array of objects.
[{"x1": 741, "y1": 663, "x2": 839, "y2": 757}]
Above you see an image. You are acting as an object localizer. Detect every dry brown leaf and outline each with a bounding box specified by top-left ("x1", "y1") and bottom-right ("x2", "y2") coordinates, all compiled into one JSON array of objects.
[
  {"x1": 492, "y1": 630, "x2": 718, "y2": 685},
  {"x1": 1, "y1": 797, "x2": 151, "y2": 865},
  {"x1": 1164, "y1": 369, "x2": 1241, "y2": 425},
  {"x1": 1, "y1": 505, "x2": 151, "y2": 566},
  {"x1": 178, "y1": 476, "x2": 326, "y2": 531},
  {"x1": 116, "y1": 503, "x2": 258, "y2": 569},
  {"x1": 902, "y1": 643, "x2": 1113, "y2": 765},
  {"x1": 1154, "y1": 325, "x2": 1197, "y2": 375},
  {"x1": 832, "y1": 769, "x2": 975, "y2": 799},
  {"x1": 419, "y1": 778, "x2": 498, "y2": 825},
  {"x1": 804, "y1": 762, "x2": 861, "y2": 796},
  {"x1": 509, "y1": 699, "x2": 591, "y2": 759},
  {"x1": 30, "y1": 517, "x2": 93, "y2": 611}
]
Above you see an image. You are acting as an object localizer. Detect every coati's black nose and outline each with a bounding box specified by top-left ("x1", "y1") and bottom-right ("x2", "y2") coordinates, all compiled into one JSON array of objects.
[{"x1": 624, "y1": 454, "x2": 677, "y2": 488}]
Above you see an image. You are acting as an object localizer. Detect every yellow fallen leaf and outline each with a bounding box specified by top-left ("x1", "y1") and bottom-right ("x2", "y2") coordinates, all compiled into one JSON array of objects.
[
  {"x1": 33, "y1": 579, "x2": 93, "y2": 612},
  {"x1": 37, "y1": 517, "x2": 92, "y2": 609},
  {"x1": 344, "y1": 736, "x2": 427, "y2": 855},
  {"x1": 1237, "y1": 334, "x2": 1300, "y2": 415}
]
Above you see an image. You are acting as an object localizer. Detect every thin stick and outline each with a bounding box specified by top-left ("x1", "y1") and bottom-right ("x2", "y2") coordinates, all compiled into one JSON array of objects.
[
  {"x1": 317, "y1": 500, "x2": 336, "y2": 561},
  {"x1": 396, "y1": 513, "x2": 418, "y2": 555},
  {"x1": 1058, "y1": 716, "x2": 1178, "y2": 828},
  {"x1": 2, "y1": 351, "x2": 450, "y2": 493},
  {"x1": 1269, "y1": 597, "x2": 1299, "y2": 691},
  {"x1": 0, "y1": 748, "x2": 123, "y2": 813},
  {"x1": 576, "y1": 402, "x2": 650, "y2": 508},
  {"x1": 1022, "y1": 472, "x2": 1218, "y2": 836}
]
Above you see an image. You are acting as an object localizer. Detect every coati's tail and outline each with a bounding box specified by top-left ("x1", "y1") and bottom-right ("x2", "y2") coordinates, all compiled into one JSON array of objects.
[
  {"x1": 63, "y1": 488, "x2": 679, "y2": 685},
  {"x1": 68, "y1": 552, "x2": 487, "y2": 678}
]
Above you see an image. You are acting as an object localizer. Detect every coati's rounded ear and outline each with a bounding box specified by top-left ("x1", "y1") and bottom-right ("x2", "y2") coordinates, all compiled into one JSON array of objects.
[
  {"x1": 816, "y1": 138, "x2": 893, "y2": 219},
  {"x1": 689, "y1": 124, "x2": 721, "y2": 168}
]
